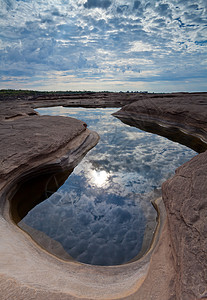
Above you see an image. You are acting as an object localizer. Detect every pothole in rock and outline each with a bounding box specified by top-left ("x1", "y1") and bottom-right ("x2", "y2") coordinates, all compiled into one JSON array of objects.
[{"x1": 10, "y1": 107, "x2": 198, "y2": 266}]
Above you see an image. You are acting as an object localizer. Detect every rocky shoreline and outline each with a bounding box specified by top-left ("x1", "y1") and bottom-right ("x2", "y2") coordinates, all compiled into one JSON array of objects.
[
  {"x1": 114, "y1": 93, "x2": 207, "y2": 299},
  {"x1": 0, "y1": 92, "x2": 206, "y2": 299}
]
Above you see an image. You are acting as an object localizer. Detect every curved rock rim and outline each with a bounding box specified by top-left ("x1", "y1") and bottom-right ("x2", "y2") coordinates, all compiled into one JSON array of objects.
[
  {"x1": 1, "y1": 92, "x2": 206, "y2": 299},
  {"x1": 0, "y1": 134, "x2": 165, "y2": 300}
]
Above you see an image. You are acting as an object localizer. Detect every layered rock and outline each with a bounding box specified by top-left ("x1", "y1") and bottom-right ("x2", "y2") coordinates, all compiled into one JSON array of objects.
[
  {"x1": 162, "y1": 151, "x2": 207, "y2": 300},
  {"x1": 114, "y1": 94, "x2": 207, "y2": 130},
  {"x1": 0, "y1": 115, "x2": 89, "y2": 182},
  {"x1": 113, "y1": 94, "x2": 207, "y2": 153},
  {"x1": 0, "y1": 100, "x2": 169, "y2": 300},
  {"x1": 0, "y1": 93, "x2": 207, "y2": 299},
  {"x1": 114, "y1": 94, "x2": 207, "y2": 300}
]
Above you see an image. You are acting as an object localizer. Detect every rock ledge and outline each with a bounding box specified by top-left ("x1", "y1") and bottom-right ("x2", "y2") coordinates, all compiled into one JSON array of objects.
[{"x1": 0, "y1": 93, "x2": 207, "y2": 300}]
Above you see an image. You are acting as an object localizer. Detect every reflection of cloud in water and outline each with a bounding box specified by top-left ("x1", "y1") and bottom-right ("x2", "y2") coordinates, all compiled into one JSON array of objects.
[
  {"x1": 88, "y1": 170, "x2": 110, "y2": 188},
  {"x1": 22, "y1": 107, "x2": 197, "y2": 265},
  {"x1": 22, "y1": 189, "x2": 146, "y2": 266}
]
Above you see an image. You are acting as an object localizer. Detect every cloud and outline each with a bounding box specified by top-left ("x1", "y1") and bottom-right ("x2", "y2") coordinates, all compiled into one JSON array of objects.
[
  {"x1": 116, "y1": 5, "x2": 129, "y2": 14},
  {"x1": 0, "y1": 0, "x2": 206, "y2": 91},
  {"x1": 83, "y1": 0, "x2": 112, "y2": 9},
  {"x1": 22, "y1": 188, "x2": 147, "y2": 265},
  {"x1": 155, "y1": 3, "x2": 172, "y2": 18},
  {"x1": 133, "y1": 1, "x2": 141, "y2": 10},
  {"x1": 0, "y1": 0, "x2": 16, "y2": 12}
]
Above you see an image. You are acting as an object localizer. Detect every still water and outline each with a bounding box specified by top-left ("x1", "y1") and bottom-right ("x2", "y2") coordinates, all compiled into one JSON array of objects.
[{"x1": 19, "y1": 107, "x2": 196, "y2": 265}]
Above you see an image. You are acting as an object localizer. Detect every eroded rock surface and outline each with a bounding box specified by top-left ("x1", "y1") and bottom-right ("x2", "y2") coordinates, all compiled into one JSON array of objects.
[
  {"x1": 0, "y1": 115, "x2": 88, "y2": 182},
  {"x1": 0, "y1": 98, "x2": 165, "y2": 300},
  {"x1": 162, "y1": 151, "x2": 207, "y2": 300},
  {"x1": 114, "y1": 94, "x2": 206, "y2": 125},
  {"x1": 0, "y1": 92, "x2": 207, "y2": 300},
  {"x1": 114, "y1": 94, "x2": 207, "y2": 145},
  {"x1": 114, "y1": 93, "x2": 207, "y2": 300}
]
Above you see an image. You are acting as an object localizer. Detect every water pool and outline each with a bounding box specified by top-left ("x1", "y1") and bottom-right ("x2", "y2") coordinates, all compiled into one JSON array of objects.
[{"x1": 19, "y1": 107, "x2": 196, "y2": 266}]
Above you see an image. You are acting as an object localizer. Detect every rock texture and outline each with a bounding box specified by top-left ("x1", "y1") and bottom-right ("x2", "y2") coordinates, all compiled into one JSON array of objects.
[
  {"x1": 114, "y1": 93, "x2": 207, "y2": 300},
  {"x1": 162, "y1": 152, "x2": 207, "y2": 300},
  {"x1": 0, "y1": 97, "x2": 170, "y2": 300},
  {"x1": 0, "y1": 115, "x2": 88, "y2": 182},
  {"x1": 114, "y1": 94, "x2": 207, "y2": 129},
  {"x1": 0, "y1": 92, "x2": 207, "y2": 300},
  {"x1": 113, "y1": 94, "x2": 207, "y2": 153}
]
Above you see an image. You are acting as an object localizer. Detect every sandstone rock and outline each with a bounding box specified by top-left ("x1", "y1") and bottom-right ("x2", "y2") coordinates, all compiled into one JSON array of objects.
[
  {"x1": 114, "y1": 94, "x2": 207, "y2": 300},
  {"x1": 0, "y1": 101, "x2": 37, "y2": 121},
  {"x1": 115, "y1": 94, "x2": 207, "y2": 128},
  {"x1": 162, "y1": 151, "x2": 207, "y2": 300},
  {"x1": 0, "y1": 97, "x2": 172, "y2": 300},
  {"x1": 0, "y1": 115, "x2": 88, "y2": 182},
  {"x1": 0, "y1": 93, "x2": 207, "y2": 299}
]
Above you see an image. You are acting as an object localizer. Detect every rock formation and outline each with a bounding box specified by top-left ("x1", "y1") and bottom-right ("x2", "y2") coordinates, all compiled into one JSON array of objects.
[
  {"x1": 0, "y1": 92, "x2": 207, "y2": 299},
  {"x1": 163, "y1": 150, "x2": 207, "y2": 300},
  {"x1": 114, "y1": 93, "x2": 207, "y2": 300}
]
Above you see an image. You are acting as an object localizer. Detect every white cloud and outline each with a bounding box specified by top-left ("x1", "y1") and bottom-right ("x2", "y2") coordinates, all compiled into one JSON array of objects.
[
  {"x1": 0, "y1": 0, "x2": 206, "y2": 91},
  {"x1": 129, "y1": 41, "x2": 153, "y2": 52}
]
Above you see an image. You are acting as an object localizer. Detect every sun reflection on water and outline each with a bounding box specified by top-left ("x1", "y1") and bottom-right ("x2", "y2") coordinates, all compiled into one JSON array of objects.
[
  {"x1": 19, "y1": 107, "x2": 197, "y2": 266},
  {"x1": 90, "y1": 170, "x2": 109, "y2": 188}
]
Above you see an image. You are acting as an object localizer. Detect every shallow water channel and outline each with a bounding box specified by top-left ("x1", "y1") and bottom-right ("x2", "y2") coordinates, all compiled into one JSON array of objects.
[{"x1": 18, "y1": 107, "x2": 196, "y2": 266}]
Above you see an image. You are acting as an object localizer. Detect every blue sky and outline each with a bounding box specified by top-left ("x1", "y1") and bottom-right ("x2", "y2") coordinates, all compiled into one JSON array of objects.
[{"x1": 0, "y1": 0, "x2": 207, "y2": 92}]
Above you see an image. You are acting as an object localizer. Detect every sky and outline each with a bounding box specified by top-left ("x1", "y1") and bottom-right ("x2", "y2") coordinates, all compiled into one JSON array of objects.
[{"x1": 0, "y1": 0, "x2": 207, "y2": 92}]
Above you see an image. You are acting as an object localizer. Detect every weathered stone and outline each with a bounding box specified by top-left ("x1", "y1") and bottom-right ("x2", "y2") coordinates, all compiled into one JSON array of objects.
[
  {"x1": 0, "y1": 92, "x2": 207, "y2": 299},
  {"x1": 0, "y1": 115, "x2": 89, "y2": 182},
  {"x1": 162, "y1": 151, "x2": 207, "y2": 300},
  {"x1": 115, "y1": 94, "x2": 207, "y2": 128},
  {"x1": 113, "y1": 94, "x2": 207, "y2": 151},
  {"x1": 114, "y1": 93, "x2": 207, "y2": 300},
  {"x1": 0, "y1": 98, "x2": 166, "y2": 300}
]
